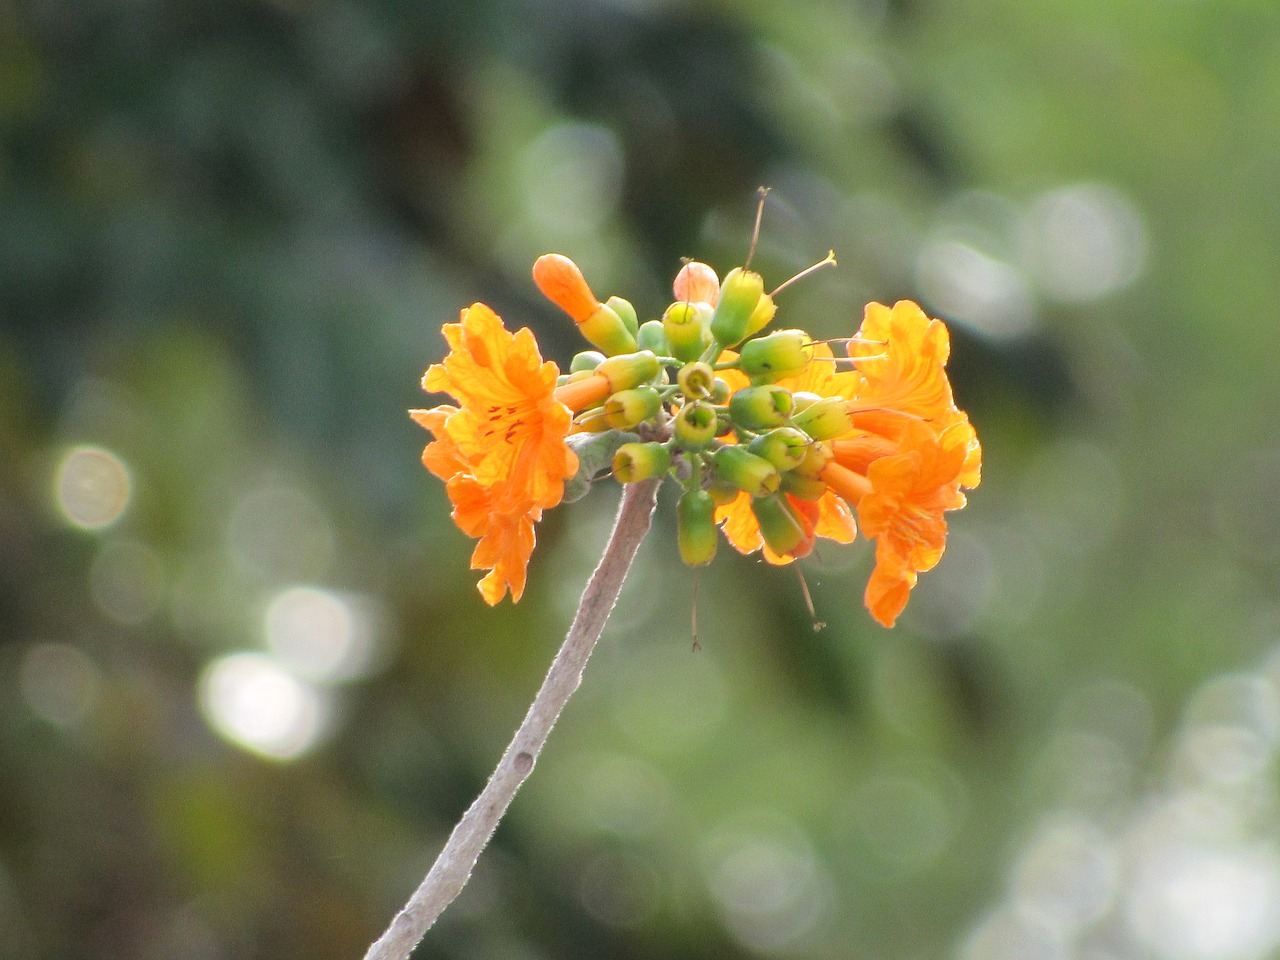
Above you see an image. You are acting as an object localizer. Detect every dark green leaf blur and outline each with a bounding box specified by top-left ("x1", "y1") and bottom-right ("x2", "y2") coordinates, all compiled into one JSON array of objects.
[{"x1": 4, "y1": 1, "x2": 1280, "y2": 958}]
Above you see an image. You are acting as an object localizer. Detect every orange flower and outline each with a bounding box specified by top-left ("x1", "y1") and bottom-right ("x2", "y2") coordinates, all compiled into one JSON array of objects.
[
  {"x1": 854, "y1": 419, "x2": 970, "y2": 626},
  {"x1": 715, "y1": 489, "x2": 855, "y2": 565},
  {"x1": 412, "y1": 303, "x2": 579, "y2": 604}
]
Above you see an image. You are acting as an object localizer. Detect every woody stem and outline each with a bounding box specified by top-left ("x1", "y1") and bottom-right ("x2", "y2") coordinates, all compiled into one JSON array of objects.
[{"x1": 362, "y1": 477, "x2": 662, "y2": 960}]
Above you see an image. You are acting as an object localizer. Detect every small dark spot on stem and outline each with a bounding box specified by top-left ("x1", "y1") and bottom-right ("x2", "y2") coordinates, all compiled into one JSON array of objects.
[{"x1": 513, "y1": 751, "x2": 534, "y2": 775}]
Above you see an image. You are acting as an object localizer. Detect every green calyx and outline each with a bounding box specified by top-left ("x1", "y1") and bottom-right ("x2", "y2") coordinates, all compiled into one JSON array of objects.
[{"x1": 677, "y1": 487, "x2": 718, "y2": 566}]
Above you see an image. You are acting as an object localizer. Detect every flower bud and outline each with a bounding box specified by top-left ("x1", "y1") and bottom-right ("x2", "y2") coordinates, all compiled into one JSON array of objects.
[
  {"x1": 636, "y1": 319, "x2": 670, "y2": 356},
  {"x1": 708, "y1": 377, "x2": 732, "y2": 404},
  {"x1": 793, "y1": 439, "x2": 833, "y2": 478},
  {"x1": 779, "y1": 471, "x2": 829, "y2": 501},
  {"x1": 604, "y1": 295, "x2": 638, "y2": 337},
  {"x1": 710, "y1": 267, "x2": 766, "y2": 347},
  {"x1": 612, "y1": 441, "x2": 670, "y2": 483},
  {"x1": 677, "y1": 487, "x2": 718, "y2": 566},
  {"x1": 705, "y1": 477, "x2": 740, "y2": 506},
  {"x1": 750, "y1": 494, "x2": 806, "y2": 556},
  {"x1": 789, "y1": 396, "x2": 853, "y2": 440},
  {"x1": 570, "y1": 350, "x2": 606, "y2": 373},
  {"x1": 744, "y1": 293, "x2": 777, "y2": 338},
  {"x1": 711, "y1": 445, "x2": 780, "y2": 498},
  {"x1": 737, "y1": 329, "x2": 811, "y2": 383},
  {"x1": 604, "y1": 386, "x2": 661, "y2": 429},
  {"x1": 677, "y1": 361, "x2": 716, "y2": 399},
  {"x1": 673, "y1": 261, "x2": 720, "y2": 305},
  {"x1": 728, "y1": 384, "x2": 793, "y2": 430},
  {"x1": 673, "y1": 400, "x2": 718, "y2": 450},
  {"x1": 579, "y1": 302, "x2": 638, "y2": 356},
  {"x1": 747, "y1": 427, "x2": 810, "y2": 472},
  {"x1": 662, "y1": 301, "x2": 713, "y2": 363},
  {"x1": 596, "y1": 351, "x2": 661, "y2": 391}
]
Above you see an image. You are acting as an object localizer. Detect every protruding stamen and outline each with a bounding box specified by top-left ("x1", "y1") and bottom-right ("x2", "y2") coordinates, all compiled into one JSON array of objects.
[
  {"x1": 744, "y1": 186, "x2": 771, "y2": 269},
  {"x1": 770, "y1": 250, "x2": 837, "y2": 298}
]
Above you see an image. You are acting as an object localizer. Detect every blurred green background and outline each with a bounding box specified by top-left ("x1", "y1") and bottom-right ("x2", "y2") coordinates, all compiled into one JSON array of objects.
[{"x1": 5, "y1": 0, "x2": 1280, "y2": 958}]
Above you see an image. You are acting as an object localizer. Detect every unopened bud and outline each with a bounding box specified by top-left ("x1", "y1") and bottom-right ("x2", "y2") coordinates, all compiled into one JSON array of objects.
[
  {"x1": 677, "y1": 361, "x2": 716, "y2": 399},
  {"x1": 779, "y1": 471, "x2": 829, "y2": 501},
  {"x1": 662, "y1": 301, "x2": 713, "y2": 363},
  {"x1": 712, "y1": 445, "x2": 780, "y2": 498},
  {"x1": 604, "y1": 296, "x2": 638, "y2": 337},
  {"x1": 790, "y1": 396, "x2": 853, "y2": 440},
  {"x1": 570, "y1": 350, "x2": 606, "y2": 373},
  {"x1": 728, "y1": 384, "x2": 793, "y2": 430},
  {"x1": 747, "y1": 427, "x2": 810, "y2": 472},
  {"x1": 738, "y1": 329, "x2": 810, "y2": 383},
  {"x1": 673, "y1": 401, "x2": 719, "y2": 450},
  {"x1": 751, "y1": 494, "x2": 806, "y2": 556},
  {"x1": 579, "y1": 302, "x2": 638, "y2": 356},
  {"x1": 677, "y1": 487, "x2": 718, "y2": 566},
  {"x1": 709, "y1": 267, "x2": 766, "y2": 347},
  {"x1": 604, "y1": 386, "x2": 661, "y2": 430},
  {"x1": 636, "y1": 319, "x2": 670, "y2": 356},
  {"x1": 613, "y1": 441, "x2": 670, "y2": 483},
  {"x1": 596, "y1": 351, "x2": 661, "y2": 391},
  {"x1": 673, "y1": 261, "x2": 720, "y2": 305}
]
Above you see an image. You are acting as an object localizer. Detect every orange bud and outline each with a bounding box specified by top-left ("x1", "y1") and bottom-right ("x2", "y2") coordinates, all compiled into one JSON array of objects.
[
  {"x1": 533, "y1": 254, "x2": 600, "y2": 323},
  {"x1": 673, "y1": 261, "x2": 720, "y2": 305}
]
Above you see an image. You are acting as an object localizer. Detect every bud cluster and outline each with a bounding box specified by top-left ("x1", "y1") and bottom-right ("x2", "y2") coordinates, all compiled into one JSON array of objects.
[{"x1": 535, "y1": 253, "x2": 846, "y2": 567}]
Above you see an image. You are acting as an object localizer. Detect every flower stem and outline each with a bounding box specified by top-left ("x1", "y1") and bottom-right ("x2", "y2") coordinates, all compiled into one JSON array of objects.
[{"x1": 362, "y1": 477, "x2": 662, "y2": 960}]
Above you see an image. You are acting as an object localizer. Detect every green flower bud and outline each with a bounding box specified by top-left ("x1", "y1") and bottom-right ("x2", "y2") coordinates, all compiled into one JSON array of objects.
[
  {"x1": 604, "y1": 386, "x2": 662, "y2": 429},
  {"x1": 744, "y1": 293, "x2": 777, "y2": 338},
  {"x1": 728, "y1": 384, "x2": 794, "y2": 430},
  {"x1": 596, "y1": 351, "x2": 661, "y2": 391},
  {"x1": 579, "y1": 303, "x2": 638, "y2": 356},
  {"x1": 705, "y1": 476, "x2": 740, "y2": 506},
  {"x1": 779, "y1": 470, "x2": 829, "y2": 501},
  {"x1": 570, "y1": 350, "x2": 607, "y2": 373},
  {"x1": 612, "y1": 441, "x2": 671, "y2": 483},
  {"x1": 711, "y1": 445, "x2": 780, "y2": 498},
  {"x1": 751, "y1": 494, "x2": 806, "y2": 556},
  {"x1": 636, "y1": 319, "x2": 670, "y2": 356},
  {"x1": 708, "y1": 377, "x2": 732, "y2": 404},
  {"x1": 662, "y1": 301, "x2": 713, "y2": 363},
  {"x1": 747, "y1": 427, "x2": 811, "y2": 472},
  {"x1": 710, "y1": 267, "x2": 766, "y2": 347},
  {"x1": 790, "y1": 391, "x2": 823, "y2": 412},
  {"x1": 677, "y1": 488, "x2": 718, "y2": 567},
  {"x1": 673, "y1": 400, "x2": 719, "y2": 450},
  {"x1": 604, "y1": 296, "x2": 638, "y2": 337},
  {"x1": 738, "y1": 329, "x2": 810, "y2": 383},
  {"x1": 677, "y1": 361, "x2": 716, "y2": 399},
  {"x1": 794, "y1": 440, "x2": 833, "y2": 478},
  {"x1": 789, "y1": 396, "x2": 853, "y2": 440}
]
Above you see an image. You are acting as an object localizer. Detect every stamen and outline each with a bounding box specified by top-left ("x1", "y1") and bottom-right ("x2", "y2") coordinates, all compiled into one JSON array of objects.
[
  {"x1": 691, "y1": 568, "x2": 702, "y2": 652},
  {"x1": 795, "y1": 565, "x2": 825, "y2": 632},
  {"x1": 744, "y1": 186, "x2": 771, "y2": 270},
  {"x1": 770, "y1": 250, "x2": 837, "y2": 298}
]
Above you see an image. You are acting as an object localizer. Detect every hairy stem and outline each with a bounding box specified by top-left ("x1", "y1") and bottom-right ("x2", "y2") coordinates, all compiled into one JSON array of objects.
[{"x1": 363, "y1": 477, "x2": 661, "y2": 960}]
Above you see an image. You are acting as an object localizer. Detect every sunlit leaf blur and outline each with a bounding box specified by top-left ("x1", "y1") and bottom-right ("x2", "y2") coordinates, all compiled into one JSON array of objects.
[{"x1": 3, "y1": 2, "x2": 1280, "y2": 959}]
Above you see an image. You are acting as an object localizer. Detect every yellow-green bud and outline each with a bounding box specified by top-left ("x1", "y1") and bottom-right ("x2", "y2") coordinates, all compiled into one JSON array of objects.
[
  {"x1": 794, "y1": 440, "x2": 833, "y2": 478},
  {"x1": 605, "y1": 296, "x2": 638, "y2": 337},
  {"x1": 709, "y1": 378, "x2": 732, "y2": 404},
  {"x1": 751, "y1": 494, "x2": 806, "y2": 556},
  {"x1": 744, "y1": 293, "x2": 777, "y2": 338},
  {"x1": 728, "y1": 384, "x2": 794, "y2": 430},
  {"x1": 711, "y1": 445, "x2": 780, "y2": 498},
  {"x1": 780, "y1": 471, "x2": 829, "y2": 501},
  {"x1": 747, "y1": 427, "x2": 811, "y2": 472},
  {"x1": 790, "y1": 396, "x2": 853, "y2": 440},
  {"x1": 705, "y1": 476, "x2": 740, "y2": 506},
  {"x1": 558, "y1": 368, "x2": 599, "y2": 390},
  {"x1": 710, "y1": 267, "x2": 766, "y2": 347},
  {"x1": 579, "y1": 303, "x2": 638, "y2": 356},
  {"x1": 604, "y1": 386, "x2": 662, "y2": 429},
  {"x1": 790, "y1": 391, "x2": 822, "y2": 412},
  {"x1": 612, "y1": 441, "x2": 670, "y2": 483},
  {"x1": 662, "y1": 301, "x2": 713, "y2": 363},
  {"x1": 738, "y1": 329, "x2": 810, "y2": 383},
  {"x1": 673, "y1": 401, "x2": 719, "y2": 450},
  {"x1": 677, "y1": 361, "x2": 716, "y2": 399},
  {"x1": 677, "y1": 488, "x2": 718, "y2": 566},
  {"x1": 570, "y1": 350, "x2": 606, "y2": 373},
  {"x1": 636, "y1": 319, "x2": 670, "y2": 356},
  {"x1": 596, "y1": 351, "x2": 661, "y2": 391}
]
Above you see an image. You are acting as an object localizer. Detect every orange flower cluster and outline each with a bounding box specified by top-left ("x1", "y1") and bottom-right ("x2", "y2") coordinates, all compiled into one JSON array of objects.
[{"x1": 414, "y1": 250, "x2": 981, "y2": 626}]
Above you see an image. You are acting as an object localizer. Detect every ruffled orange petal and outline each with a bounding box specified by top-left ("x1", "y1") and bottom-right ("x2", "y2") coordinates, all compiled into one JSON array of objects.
[{"x1": 715, "y1": 491, "x2": 764, "y2": 555}]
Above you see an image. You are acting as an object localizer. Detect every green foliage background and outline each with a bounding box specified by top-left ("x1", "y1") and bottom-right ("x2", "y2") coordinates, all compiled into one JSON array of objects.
[{"x1": 4, "y1": 1, "x2": 1280, "y2": 958}]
